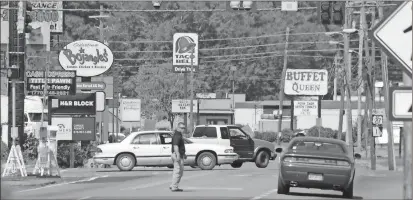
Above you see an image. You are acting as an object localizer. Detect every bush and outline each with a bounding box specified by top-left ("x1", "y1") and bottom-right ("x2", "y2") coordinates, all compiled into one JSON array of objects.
[
  {"x1": 56, "y1": 141, "x2": 95, "y2": 168},
  {"x1": 22, "y1": 134, "x2": 39, "y2": 161},
  {"x1": 254, "y1": 131, "x2": 278, "y2": 143},
  {"x1": 1, "y1": 141, "x2": 8, "y2": 162}
]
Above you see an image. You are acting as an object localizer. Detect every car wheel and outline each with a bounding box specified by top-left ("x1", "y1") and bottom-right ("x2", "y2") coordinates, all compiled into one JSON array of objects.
[
  {"x1": 116, "y1": 153, "x2": 135, "y2": 171},
  {"x1": 230, "y1": 161, "x2": 243, "y2": 168},
  {"x1": 196, "y1": 152, "x2": 216, "y2": 170},
  {"x1": 343, "y1": 180, "x2": 354, "y2": 198},
  {"x1": 277, "y1": 176, "x2": 290, "y2": 194},
  {"x1": 255, "y1": 150, "x2": 270, "y2": 168}
]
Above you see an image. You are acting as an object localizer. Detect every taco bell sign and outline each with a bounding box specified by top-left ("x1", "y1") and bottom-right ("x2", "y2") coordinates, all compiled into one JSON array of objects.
[
  {"x1": 58, "y1": 40, "x2": 114, "y2": 77},
  {"x1": 172, "y1": 33, "x2": 199, "y2": 73}
]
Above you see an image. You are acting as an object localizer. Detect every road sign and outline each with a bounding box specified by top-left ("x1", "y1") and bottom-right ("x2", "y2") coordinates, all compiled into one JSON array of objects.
[
  {"x1": 373, "y1": 126, "x2": 383, "y2": 137},
  {"x1": 389, "y1": 87, "x2": 412, "y2": 121},
  {"x1": 76, "y1": 82, "x2": 106, "y2": 90},
  {"x1": 281, "y1": 1, "x2": 298, "y2": 11},
  {"x1": 371, "y1": 1, "x2": 412, "y2": 75},
  {"x1": 372, "y1": 115, "x2": 384, "y2": 126},
  {"x1": 172, "y1": 99, "x2": 198, "y2": 113}
]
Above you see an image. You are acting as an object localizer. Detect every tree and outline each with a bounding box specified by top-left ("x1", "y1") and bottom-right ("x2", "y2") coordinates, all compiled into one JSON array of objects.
[{"x1": 122, "y1": 63, "x2": 209, "y2": 128}]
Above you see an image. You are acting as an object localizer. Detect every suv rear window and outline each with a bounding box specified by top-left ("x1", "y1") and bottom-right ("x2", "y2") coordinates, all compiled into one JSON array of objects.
[
  {"x1": 220, "y1": 127, "x2": 230, "y2": 139},
  {"x1": 192, "y1": 127, "x2": 217, "y2": 138},
  {"x1": 290, "y1": 141, "x2": 345, "y2": 154}
]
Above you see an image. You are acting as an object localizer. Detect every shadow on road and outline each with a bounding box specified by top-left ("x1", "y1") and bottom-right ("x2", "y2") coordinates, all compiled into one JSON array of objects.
[
  {"x1": 287, "y1": 192, "x2": 363, "y2": 199},
  {"x1": 95, "y1": 168, "x2": 237, "y2": 173}
]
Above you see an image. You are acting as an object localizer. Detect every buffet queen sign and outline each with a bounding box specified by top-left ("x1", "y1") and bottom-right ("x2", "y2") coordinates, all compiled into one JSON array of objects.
[{"x1": 58, "y1": 40, "x2": 114, "y2": 77}]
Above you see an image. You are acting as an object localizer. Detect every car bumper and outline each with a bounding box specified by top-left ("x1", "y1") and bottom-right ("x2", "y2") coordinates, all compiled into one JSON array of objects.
[
  {"x1": 93, "y1": 157, "x2": 115, "y2": 165},
  {"x1": 280, "y1": 163, "x2": 353, "y2": 190},
  {"x1": 270, "y1": 152, "x2": 277, "y2": 160},
  {"x1": 217, "y1": 154, "x2": 240, "y2": 164}
]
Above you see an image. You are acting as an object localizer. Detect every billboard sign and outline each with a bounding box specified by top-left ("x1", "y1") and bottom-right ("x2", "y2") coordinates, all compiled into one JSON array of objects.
[
  {"x1": 120, "y1": 99, "x2": 141, "y2": 122},
  {"x1": 172, "y1": 99, "x2": 198, "y2": 113},
  {"x1": 58, "y1": 40, "x2": 113, "y2": 77},
  {"x1": 49, "y1": 93, "x2": 96, "y2": 115},
  {"x1": 28, "y1": 1, "x2": 64, "y2": 33},
  {"x1": 284, "y1": 69, "x2": 328, "y2": 96},
  {"x1": 26, "y1": 70, "x2": 76, "y2": 96},
  {"x1": 52, "y1": 117, "x2": 72, "y2": 140},
  {"x1": 72, "y1": 117, "x2": 95, "y2": 141},
  {"x1": 172, "y1": 33, "x2": 199, "y2": 73}
]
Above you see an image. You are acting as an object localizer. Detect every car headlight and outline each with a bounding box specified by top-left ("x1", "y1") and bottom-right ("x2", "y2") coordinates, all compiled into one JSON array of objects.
[
  {"x1": 96, "y1": 148, "x2": 102, "y2": 153},
  {"x1": 224, "y1": 149, "x2": 234, "y2": 153}
]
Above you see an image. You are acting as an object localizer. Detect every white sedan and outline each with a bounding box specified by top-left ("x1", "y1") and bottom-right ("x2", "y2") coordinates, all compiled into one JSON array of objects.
[{"x1": 93, "y1": 131, "x2": 240, "y2": 171}]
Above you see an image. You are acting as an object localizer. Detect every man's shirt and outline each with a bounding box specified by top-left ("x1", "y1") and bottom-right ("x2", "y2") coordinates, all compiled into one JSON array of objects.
[{"x1": 171, "y1": 130, "x2": 186, "y2": 157}]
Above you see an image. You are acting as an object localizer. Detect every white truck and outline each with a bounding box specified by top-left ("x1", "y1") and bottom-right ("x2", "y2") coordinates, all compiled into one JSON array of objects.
[{"x1": 189, "y1": 125, "x2": 277, "y2": 168}]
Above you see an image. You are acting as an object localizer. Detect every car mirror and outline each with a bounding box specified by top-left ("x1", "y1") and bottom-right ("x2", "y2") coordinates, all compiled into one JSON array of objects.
[
  {"x1": 275, "y1": 148, "x2": 283, "y2": 153},
  {"x1": 354, "y1": 153, "x2": 361, "y2": 159}
]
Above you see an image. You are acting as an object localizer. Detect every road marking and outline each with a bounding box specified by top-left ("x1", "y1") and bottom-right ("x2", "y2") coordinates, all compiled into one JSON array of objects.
[
  {"x1": 77, "y1": 196, "x2": 92, "y2": 200},
  {"x1": 250, "y1": 189, "x2": 278, "y2": 200},
  {"x1": 184, "y1": 187, "x2": 242, "y2": 191},
  {"x1": 18, "y1": 175, "x2": 109, "y2": 193},
  {"x1": 120, "y1": 172, "x2": 212, "y2": 190},
  {"x1": 234, "y1": 174, "x2": 252, "y2": 177}
]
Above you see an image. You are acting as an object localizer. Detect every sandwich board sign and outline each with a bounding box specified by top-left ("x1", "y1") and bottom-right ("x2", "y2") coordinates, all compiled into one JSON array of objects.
[
  {"x1": 389, "y1": 87, "x2": 412, "y2": 121},
  {"x1": 371, "y1": 1, "x2": 412, "y2": 76}
]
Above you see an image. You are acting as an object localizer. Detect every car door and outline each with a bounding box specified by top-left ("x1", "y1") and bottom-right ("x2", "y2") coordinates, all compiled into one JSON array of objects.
[
  {"x1": 130, "y1": 133, "x2": 162, "y2": 166},
  {"x1": 228, "y1": 127, "x2": 254, "y2": 159},
  {"x1": 158, "y1": 132, "x2": 174, "y2": 165}
]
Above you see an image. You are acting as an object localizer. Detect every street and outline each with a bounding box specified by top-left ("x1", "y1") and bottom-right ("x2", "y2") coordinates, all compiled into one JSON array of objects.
[{"x1": 9, "y1": 161, "x2": 403, "y2": 200}]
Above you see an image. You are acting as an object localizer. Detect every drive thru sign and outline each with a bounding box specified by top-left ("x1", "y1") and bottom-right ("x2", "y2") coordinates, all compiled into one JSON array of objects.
[{"x1": 371, "y1": 1, "x2": 412, "y2": 75}]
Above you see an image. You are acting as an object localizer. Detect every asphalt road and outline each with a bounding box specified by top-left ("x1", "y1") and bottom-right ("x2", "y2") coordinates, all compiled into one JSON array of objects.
[{"x1": 8, "y1": 161, "x2": 403, "y2": 200}]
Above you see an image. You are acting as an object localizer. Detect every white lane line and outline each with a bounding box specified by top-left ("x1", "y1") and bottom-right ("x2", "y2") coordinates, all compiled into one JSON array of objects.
[
  {"x1": 120, "y1": 172, "x2": 212, "y2": 191},
  {"x1": 18, "y1": 175, "x2": 109, "y2": 193},
  {"x1": 77, "y1": 196, "x2": 92, "y2": 200},
  {"x1": 250, "y1": 188, "x2": 278, "y2": 200},
  {"x1": 184, "y1": 187, "x2": 243, "y2": 191}
]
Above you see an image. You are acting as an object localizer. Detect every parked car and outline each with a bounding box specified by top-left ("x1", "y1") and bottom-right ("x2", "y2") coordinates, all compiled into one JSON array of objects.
[
  {"x1": 189, "y1": 125, "x2": 277, "y2": 169},
  {"x1": 275, "y1": 137, "x2": 361, "y2": 198},
  {"x1": 93, "y1": 131, "x2": 239, "y2": 171}
]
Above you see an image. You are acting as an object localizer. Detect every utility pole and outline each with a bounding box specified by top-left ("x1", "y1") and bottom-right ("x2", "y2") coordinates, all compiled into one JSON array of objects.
[
  {"x1": 361, "y1": 3, "x2": 375, "y2": 170},
  {"x1": 277, "y1": 27, "x2": 289, "y2": 145},
  {"x1": 343, "y1": 2, "x2": 353, "y2": 147},
  {"x1": 183, "y1": 73, "x2": 188, "y2": 136},
  {"x1": 377, "y1": 2, "x2": 395, "y2": 171},
  {"x1": 356, "y1": 3, "x2": 365, "y2": 153},
  {"x1": 231, "y1": 66, "x2": 236, "y2": 124},
  {"x1": 189, "y1": 53, "x2": 195, "y2": 134}
]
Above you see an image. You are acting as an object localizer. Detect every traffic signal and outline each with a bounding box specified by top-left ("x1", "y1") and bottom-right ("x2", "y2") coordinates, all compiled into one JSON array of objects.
[
  {"x1": 331, "y1": 1, "x2": 345, "y2": 25},
  {"x1": 24, "y1": 2, "x2": 33, "y2": 33},
  {"x1": 318, "y1": 1, "x2": 331, "y2": 24},
  {"x1": 226, "y1": 1, "x2": 257, "y2": 12}
]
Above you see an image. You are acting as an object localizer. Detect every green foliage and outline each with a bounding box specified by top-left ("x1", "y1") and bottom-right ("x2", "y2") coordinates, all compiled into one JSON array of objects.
[
  {"x1": 1, "y1": 141, "x2": 8, "y2": 162},
  {"x1": 21, "y1": 134, "x2": 39, "y2": 161},
  {"x1": 253, "y1": 128, "x2": 299, "y2": 143},
  {"x1": 57, "y1": 141, "x2": 95, "y2": 168},
  {"x1": 307, "y1": 126, "x2": 348, "y2": 142}
]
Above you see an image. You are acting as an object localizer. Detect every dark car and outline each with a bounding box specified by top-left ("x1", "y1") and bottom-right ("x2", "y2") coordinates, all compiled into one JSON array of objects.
[{"x1": 275, "y1": 137, "x2": 361, "y2": 198}]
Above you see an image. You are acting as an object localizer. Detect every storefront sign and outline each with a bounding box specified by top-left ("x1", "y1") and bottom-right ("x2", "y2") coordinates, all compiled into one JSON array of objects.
[
  {"x1": 120, "y1": 99, "x2": 141, "y2": 122},
  {"x1": 72, "y1": 117, "x2": 95, "y2": 141},
  {"x1": 51, "y1": 117, "x2": 72, "y2": 140},
  {"x1": 172, "y1": 99, "x2": 198, "y2": 113},
  {"x1": 26, "y1": 70, "x2": 76, "y2": 96},
  {"x1": 293, "y1": 100, "x2": 318, "y2": 116},
  {"x1": 49, "y1": 93, "x2": 96, "y2": 115},
  {"x1": 28, "y1": 1, "x2": 64, "y2": 33},
  {"x1": 284, "y1": 69, "x2": 328, "y2": 96},
  {"x1": 172, "y1": 33, "x2": 199, "y2": 73},
  {"x1": 58, "y1": 40, "x2": 113, "y2": 77}
]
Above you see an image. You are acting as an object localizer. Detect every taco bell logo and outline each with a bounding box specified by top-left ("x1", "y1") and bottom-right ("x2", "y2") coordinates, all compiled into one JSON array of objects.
[{"x1": 173, "y1": 33, "x2": 198, "y2": 66}]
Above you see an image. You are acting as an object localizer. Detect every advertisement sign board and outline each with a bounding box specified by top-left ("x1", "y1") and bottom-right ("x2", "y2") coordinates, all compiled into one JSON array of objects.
[
  {"x1": 284, "y1": 69, "x2": 328, "y2": 96},
  {"x1": 52, "y1": 117, "x2": 72, "y2": 140},
  {"x1": 49, "y1": 93, "x2": 96, "y2": 115},
  {"x1": 28, "y1": 1, "x2": 64, "y2": 33},
  {"x1": 1, "y1": 2, "x2": 9, "y2": 44},
  {"x1": 72, "y1": 117, "x2": 95, "y2": 141},
  {"x1": 58, "y1": 40, "x2": 113, "y2": 77},
  {"x1": 76, "y1": 76, "x2": 113, "y2": 98},
  {"x1": 120, "y1": 99, "x2": 141, "y2": 122},
  {"x1": 26, "y1": 70, "x2": 76, "y2": 96},
  {"x1": 172, "y1": 33, "x2": 199, "y2": 73},
  {"x1": 25, "y1": 22, "x2": 51, "y2": 51},
  {"x1": 172, "y1": 99, "x2": 198, "y2": 113},
  {"x1": 293, "y1": 100, "x2": 318, "y2": 116}
]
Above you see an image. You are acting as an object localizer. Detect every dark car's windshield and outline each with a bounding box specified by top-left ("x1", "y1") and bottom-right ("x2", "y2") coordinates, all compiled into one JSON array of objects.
[{"x1": 290, "y1": 141, "x2": 345, "y2": 154}]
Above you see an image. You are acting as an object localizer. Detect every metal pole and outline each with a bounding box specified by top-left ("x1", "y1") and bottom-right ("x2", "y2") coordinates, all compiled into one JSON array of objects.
[
  {"x1": 277, "y1": 27, "x2": 289, "y2": 145},
  {"x1": 402, "y1": 72, "x2": 412, "y2": 199},
  {"x1": 189, "y1": 53, "x2": 195, "y2": 134},
  {"x1": 40, "y1": 55, "x2": 49, "y2": 128},
  {"x1": 333, "y1": 55, "x2": 338, "y2": 101},
  {"x1": 116, "y1": 93, "x2": 120, "y2": 134},
  {"x1": 12, "y1": 80, "x2": 16, "y2": 134},
  {"x1": 356, "y1": 3, "x2": 365, "y2": 153},
  {"x1": 231, "y1": 66, "x2": 236, "y2": 124},
  {"x1": 343, "y1": 26, "x2": 353, "y2": 147},
  {"x1": 184, "y1": 74, "x2": 188, "y2": 136}
]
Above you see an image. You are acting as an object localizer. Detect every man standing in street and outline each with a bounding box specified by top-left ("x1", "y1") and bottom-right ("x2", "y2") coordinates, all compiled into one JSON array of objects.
[{"x1": 170, "y1": 122, "x2": 186, "y2": 192}]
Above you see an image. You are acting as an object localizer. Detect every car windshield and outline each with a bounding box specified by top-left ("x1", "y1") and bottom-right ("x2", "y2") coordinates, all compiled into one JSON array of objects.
[{"x1": 290, "y1": 141, "x2": 345, "y2": 154}]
